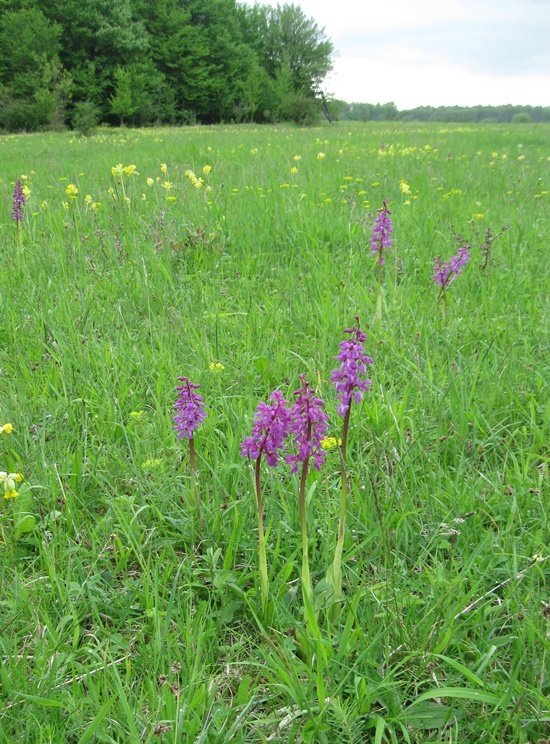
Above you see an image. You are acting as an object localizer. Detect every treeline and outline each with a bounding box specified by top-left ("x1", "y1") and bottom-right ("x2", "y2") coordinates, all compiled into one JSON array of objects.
[
  {"x1": 339, "y1": 102, "x2": 550, "y2": 124},
  {"x1": 0, "y1": 0, "x2": 333, "y2": 131}
]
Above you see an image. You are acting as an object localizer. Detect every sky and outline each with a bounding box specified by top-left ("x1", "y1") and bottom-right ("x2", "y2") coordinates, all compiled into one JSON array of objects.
[{"x1": 252, "y1": 0, "x2": 550, "y2": 108}]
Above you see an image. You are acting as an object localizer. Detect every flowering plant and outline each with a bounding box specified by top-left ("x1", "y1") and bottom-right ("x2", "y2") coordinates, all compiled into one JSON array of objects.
[
  {"x1": 371, "y1": 200, "x2": 393, "y2": 320},
  {"x1": 241, "y1": 390, "x2": 290, "y2": 615},
  {"x1": 173, "y1": 377, "x2": 206, "y2": 510},
  {"x1": 328, "y1": 318, "x2": 373, "y2": 599}
]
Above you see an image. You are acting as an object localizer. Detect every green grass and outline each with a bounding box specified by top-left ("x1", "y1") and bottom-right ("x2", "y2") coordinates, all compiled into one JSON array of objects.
[{"x1": 0, "y1": 121, "x2": 549, "y2": 742}]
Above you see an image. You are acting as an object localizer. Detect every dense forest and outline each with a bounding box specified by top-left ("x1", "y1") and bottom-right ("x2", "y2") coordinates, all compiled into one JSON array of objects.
[
  {"x1": 0, "y1": 0, "x2": 547, "y2": 132},
  {"x1": 0, "y1": 0, "x2": 334, "y2": 130}
]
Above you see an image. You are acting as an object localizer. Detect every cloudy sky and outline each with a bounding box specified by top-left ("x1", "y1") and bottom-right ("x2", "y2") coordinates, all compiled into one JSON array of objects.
[{"x1": 253, "y1": 0, "x2": 550, "y2": 108}]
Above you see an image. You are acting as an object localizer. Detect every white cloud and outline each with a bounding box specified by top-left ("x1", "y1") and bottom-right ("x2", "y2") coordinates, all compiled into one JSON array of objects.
[{"x1": 250, "y1": 0, "x2": 550, "y2": 106}]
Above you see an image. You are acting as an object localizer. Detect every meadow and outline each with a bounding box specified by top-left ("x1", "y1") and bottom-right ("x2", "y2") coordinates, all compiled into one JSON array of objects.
[{"x1": 0, "y1": 121, "x2": 549, "y2": 743}]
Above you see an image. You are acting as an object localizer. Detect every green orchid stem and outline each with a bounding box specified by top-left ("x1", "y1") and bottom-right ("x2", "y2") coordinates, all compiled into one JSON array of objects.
[
  {"x1": 255, "y1": 456, "x2": 269, "y2": 618},
  {"x1": 331, "y1": 408, "x2": 350, "y2": 599},
  {"x1": 189, "y1": 436, "x2": 199, "y2": 515},
  {"x1": 436, "y1": 288, "x2": 448, "y2": 320},
  {"x1": 375, "y1": 252, "x2": 383, "y2": 322},
  {"x1": 299, "y1": 453, "x2": 319, "y2": 639}
]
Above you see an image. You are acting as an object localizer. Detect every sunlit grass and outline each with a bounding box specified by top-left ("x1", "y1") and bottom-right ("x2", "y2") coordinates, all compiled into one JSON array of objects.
[{"x1": 0, "y1": 121, "x2": 549, "y2": 742}]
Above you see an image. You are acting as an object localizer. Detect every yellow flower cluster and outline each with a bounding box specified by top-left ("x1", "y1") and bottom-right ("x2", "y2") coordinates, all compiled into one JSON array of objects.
[
  {"x1": 142, "y1": 458, "x2": 162, "y2": 469},
  {"x1": 1, "y1": 423, "x2": 13, "y2": 434},
  {"x1": 185, "y1": 170, "x2": 204, "y2": 189},
  {"x1": 111, "y1": 163, "x2": 139, "y2": 178},
  {"x1": 66, "y1": 183, "x2": 78, "y2": 199},
  {"x1": 209, "y1": 362, "x2": 225, "y2": 372},
  {"x1": 321, "y1": 437, "x2": 342, "y2": 451},
  {"x1": 1, "y1": 471, "x2": 23, "y2": 499}
]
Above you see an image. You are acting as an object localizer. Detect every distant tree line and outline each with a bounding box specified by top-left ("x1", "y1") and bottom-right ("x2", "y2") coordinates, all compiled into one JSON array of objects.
[
  {"x1": 0, "y1": 0, "x2": 334, "y2": 131},
  {"x1": 338, "y1": 102, "x2": 550, "y2": 124}
]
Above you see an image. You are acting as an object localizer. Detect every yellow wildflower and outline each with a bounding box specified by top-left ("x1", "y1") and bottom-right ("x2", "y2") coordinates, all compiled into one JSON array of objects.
[
  {"x1": 66, "y1": 183, "x2": 78, "y2": 199},
  {"x1": 320, "y1": 437, "x2": 342, "y2": 451},
  {"x1": 162, "y1": 181, "x2": 173, "y2": 191},
  {"x1": 1, "y1": 423, "x2": 13, "y2": 434},
  {"x1": 124, "y1": 164, "x2": 137, "y2": 176},
  {"x1": 472, "y1": 213, "x2": 484, "y2": 219},
  {"x1": 62, "y1": 201, "x2": 69, "y2": 210},
  {"x1": 111, "y1": 164, "x2": 124, "y2": 177},
  {"x1": 142, "y1": 459, "x2": 162, "y2": 470},
  {"x1": 317, "y1": 152, "x2": 326, "y2": 160},
  {"x1": 91, "y1": 202, "x2": 102, "y2": 210},
  {"x1": 146, "y1": 177, "x2": 154, "y2": 187},
  {"x1": 209, "y1": 362, "x2": 225, "y2": 372},
  {"x1": 290, "y1": 166, "x2": 298, "y2": 174},
  {"x1": 84, "y1": 194, "x2": 92, "y2": 205},
  {"x1": 160, "y1": 163, "x2": 167, "y2": 173},
  {"x1": 399, "y1": 180, "x2": 411, "y2": 194},
  {"x1": 203, "y1": 165, "x2": 212, "y2": 175},
  {"x1": 1, "y1": 471, "x2": 23, "y2": 499},
  {"x1": 293, "y1": 155, "x2": 301, "y2": 161}
]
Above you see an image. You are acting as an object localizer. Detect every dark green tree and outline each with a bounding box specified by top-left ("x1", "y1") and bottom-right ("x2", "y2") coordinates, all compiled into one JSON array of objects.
[{"x1": 0, "y1": 7, "x2": 69, "y2": 130}]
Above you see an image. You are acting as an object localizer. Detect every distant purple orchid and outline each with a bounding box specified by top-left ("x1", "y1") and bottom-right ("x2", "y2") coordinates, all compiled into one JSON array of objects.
[
  {"x1": 240, "y1": 390, "x2": 290, "y2": 467},
  {"x1": 173, "y1": 377, "x2": 206, "y2": 440},
  {"x1": 12, "y1": 179, "x2": 25, "y2": 223},
  {"x1": 371, "y1": 199, "x2": 393, "y2": 265},
  {"x1": 286, "y1": 375, "x2": 329, "y2": 474},
  {"x1": 432, "y1": 245, "x2": 471, "y2": 290},
  {"x1": 331, "y1": 317, "x2": 373, "y2": 418}
]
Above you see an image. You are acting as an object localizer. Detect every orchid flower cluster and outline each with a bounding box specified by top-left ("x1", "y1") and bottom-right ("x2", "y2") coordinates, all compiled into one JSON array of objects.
[
  {"x1": 371, "y1": 199, "x2": 393, "y2": 266},
  {"x1": 172, "y1": 318, "x2": 373, "y2": 621},
  {"x1": 432, "y1": 244, "x2": 472, "y2": 318},
  {"x1": 432, "y1": 244, "x2": 471, "y2": 290},
  {"x1": 12, "y1": 179, "x2": 26, "y2": 224},
  {"x1": 371, "y1": 200, "x2": 394, "y2": 321}
]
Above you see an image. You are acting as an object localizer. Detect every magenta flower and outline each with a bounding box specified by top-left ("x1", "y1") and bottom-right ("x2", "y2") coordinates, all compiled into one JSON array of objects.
[
  {"x1": 240, "y1": 390, "x2": 290, "y2": 467},
  {"x1": 331, "y1": 317, "x2": 373, "y2": 417},
  {"x1": 432, "y1": 244, "x2": 471, "y2": 290},
  {"x1": 12, "y1": 179, "x2": 25, "y2": 223},
  {"x1": 173, "y1": 377, "x2": 206, "y2": 440},
  {"x1": 371, "y1": 200, "x2": 393, "y2": 265},
  {"x1": 286, "y1": 375, "x2": 329, "y2": 474}
]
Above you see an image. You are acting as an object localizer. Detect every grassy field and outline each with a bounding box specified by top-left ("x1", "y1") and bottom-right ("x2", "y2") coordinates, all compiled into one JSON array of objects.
[{"x1": 0, "y1": 121, "x2": 549, "y2": 743}]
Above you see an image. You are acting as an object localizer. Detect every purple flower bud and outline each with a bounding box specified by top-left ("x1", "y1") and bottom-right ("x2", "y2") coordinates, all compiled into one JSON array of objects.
[
  {"x1": 371, "y1": 200, "x2": 393, "y2": 265},
  {"x1": 331, "y1": 317, "x2": 373, "y2": 417},
  {"x1": 240, "y1": 390, "x2": 290, "y2": 467},
  {"x1": 173, "y1": 377, "x2": 206, "y2": 440},
  {"x1": 12, "y1": 179, "x2": 25, "y2": 223},
  {"x1": 286, "y1": 375, "x2": 329, "y2": 474}
]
